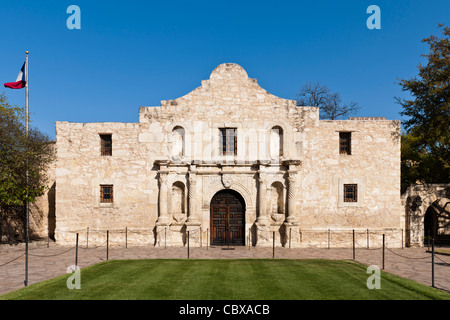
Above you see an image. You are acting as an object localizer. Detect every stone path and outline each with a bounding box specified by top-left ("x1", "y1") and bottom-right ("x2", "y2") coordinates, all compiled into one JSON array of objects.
[{"x1": 1, "y1": 242, "x2": 449, "y2": 296}]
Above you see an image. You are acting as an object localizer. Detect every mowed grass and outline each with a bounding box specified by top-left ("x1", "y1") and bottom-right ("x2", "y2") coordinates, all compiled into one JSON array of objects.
[{"x1": 1, "y1": 259, "x2": 449, "y2": 300}]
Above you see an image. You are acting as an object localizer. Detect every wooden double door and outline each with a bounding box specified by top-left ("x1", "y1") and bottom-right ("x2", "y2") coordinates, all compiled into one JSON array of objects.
[{"x1": 210, "y1": 190, "x2": 245, "y2": 246}]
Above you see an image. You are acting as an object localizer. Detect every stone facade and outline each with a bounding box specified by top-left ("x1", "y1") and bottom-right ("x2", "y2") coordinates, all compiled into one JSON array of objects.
[
  {"x1": 54, "y1": 63, "x2": 403, "y2": 247},
  {"x1": 402, "y1": 184, "x2": 450, "y2": 247}
]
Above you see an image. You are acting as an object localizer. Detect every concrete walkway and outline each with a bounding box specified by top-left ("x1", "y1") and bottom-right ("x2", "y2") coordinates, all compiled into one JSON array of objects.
[{"x1": 1, "y1": 241, "x2": 449, "y2": 296}]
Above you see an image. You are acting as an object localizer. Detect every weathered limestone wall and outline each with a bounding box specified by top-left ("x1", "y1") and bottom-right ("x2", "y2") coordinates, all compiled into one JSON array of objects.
[
  {"x1": 402, "y1": 184, "x2": 450, "y2": 247},
  {"x1": 299, "y1": 119, "x2": 403, "y2": 247},
  {"x1": 54, "y1": 122, "x2": 158, "y2": 245},
  {"x1": 138, "y1": 63, "x2": 302, "y2": 164},
  {"x1": 30, "y1": 157, "x2": 56, "y2": 240},
  {"x1": 52, "y1": 63, "x2": 404, "y2": 248}
]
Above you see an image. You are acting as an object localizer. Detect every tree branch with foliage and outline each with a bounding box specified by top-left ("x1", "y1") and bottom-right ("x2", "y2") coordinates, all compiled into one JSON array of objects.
[
  {"x1": 396, "y1": 24, "x2": 450, "y2": 187},
  {"x1": 0, "y1": 92, "x2": 55, "y2": 206}
]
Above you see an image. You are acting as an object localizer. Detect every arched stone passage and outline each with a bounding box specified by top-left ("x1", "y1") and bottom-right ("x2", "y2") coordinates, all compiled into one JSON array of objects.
[
  {"x1": 424, "y1": 198, "x2": 450, "y2": 245},
  {"x1": 424, "y1": 205, "x2": 438, "y2": 244},
  {"x1": 403, "y1": 184, "x2": 450, "y2": 247}
]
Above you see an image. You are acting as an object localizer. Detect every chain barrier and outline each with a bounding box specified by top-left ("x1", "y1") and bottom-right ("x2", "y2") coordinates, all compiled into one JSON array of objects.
[
  {"x1": 28, "y1": 246, "x2": 76, "y2": 258},
  {"x1": 0, "y1": 246, "x2": 76, "y2": 267},
  {"x1": 78, "y1": 240, "x2": 107, "y2": 249},
  {"x1": 384, "y1": 246, "x2": 430, "y2": 260},
  {"x1": 0, "y1": 252, "x2": 25, "y2": 267},
  {"x1": 434, "y1": 254, "x2": 450, "y2": 266},
  {"x1": 1, "y1": 226, "x2": 449, "y2": 293}
]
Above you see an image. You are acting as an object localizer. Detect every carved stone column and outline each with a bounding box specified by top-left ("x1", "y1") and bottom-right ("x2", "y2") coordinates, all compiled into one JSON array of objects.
[
  {"x1": 155, "y1": 170, "x2": 170, "y2": 247},
  {"x1": 256, "y1": 169, "x2": 271, "y2": 247},
  {"x1": 187, "y1": 172, "x2": 198, "y2": 223},
  {"x1": 157, "y1": 172, "x2": 170, "y2": 225},
  {"x1": 186, "y1": 164, "x2": 201, "y2": 247},
  {"x1": 256, "y1": 175, "x2": 269, "y2": 224},
  {"x1": 286, "y1": 175, "x2": 298, "y2": 223},
  {"x1": 284, "y1": 160, "x2": 301, "y2": 247},
  {"x1": 284, "y1": 160, "x2": 301, "y2": 223}
]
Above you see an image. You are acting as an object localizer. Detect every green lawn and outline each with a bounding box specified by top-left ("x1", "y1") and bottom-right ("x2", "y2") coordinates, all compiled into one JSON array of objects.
[{"x1": 1, "y1": 259, "x2": 449, "y2": 300}]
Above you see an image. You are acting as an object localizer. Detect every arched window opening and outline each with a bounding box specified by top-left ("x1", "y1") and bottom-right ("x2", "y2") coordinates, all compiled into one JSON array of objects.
[
  {"x1": 171, "y1": 181, "x2": 186, "y2": 217},
  {"x1": 268, "y1": 182, "x2": 284, "y2": 215},
  {"x1": 172, "y1": 126, "x2": 185, "y2": 158}
]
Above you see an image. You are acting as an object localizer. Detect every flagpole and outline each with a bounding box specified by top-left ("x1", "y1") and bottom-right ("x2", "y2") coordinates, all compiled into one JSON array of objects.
[{"x1": 24, "y1": 51, "x2": 29, "y2": 287}]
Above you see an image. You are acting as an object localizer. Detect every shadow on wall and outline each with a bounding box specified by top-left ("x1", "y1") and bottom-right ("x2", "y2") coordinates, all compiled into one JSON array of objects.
[
  {"x1": 403, "y1": 184, "x2": 450, "y2": 247},
  {"x1": 0, "y1": 205, "x2": 26, "y2": 243},
  {"x1": 48, "y1": 182, "x2": 56, "y2": 241},
  {"x1": 0, "y1": 182, "x2": 56, "y2": 244}
]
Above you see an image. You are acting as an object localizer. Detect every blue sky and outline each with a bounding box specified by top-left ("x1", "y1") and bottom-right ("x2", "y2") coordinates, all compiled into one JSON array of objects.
[{"x1": 1, "y1": 0, "x2": 449, "y2": 139}]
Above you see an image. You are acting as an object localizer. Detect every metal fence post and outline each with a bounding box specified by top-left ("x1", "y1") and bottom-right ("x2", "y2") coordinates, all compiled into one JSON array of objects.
[
  {"x1": 289, "y1": 228, "x2": 292, "y2": 249},
  {"x1": 187, "y1": 230, "x2": 190, "y2": 259},
  {"x1": 75, "y1": 233, "x2": 79, "y2": 267},
  {"x1": 401, "y1": 228, "x2": 404, "y2": 249},
  {"x1": 328, "y1": 229, "x2": 330, "y2": 249},
  {"x1": 367, "y1": 229, "x2": 369, "y2": 250},
  {"x1": 273, "y1": 231, "x2": 275, "y2": 259},
  {"x1": 432, "y1": 238, "x2": 435, "y2": 288},
  {"x1": 352, "y1": 229, "x2": 355, "y2": 260},
  {"x1": 382, "y1": 234, "x2": 385, "y2": 270},
  {"x1": 106, "y1": 230, "x2": 109, "y2": 261}
]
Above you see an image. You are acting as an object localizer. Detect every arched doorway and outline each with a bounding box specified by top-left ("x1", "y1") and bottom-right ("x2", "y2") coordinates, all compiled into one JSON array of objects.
[
  {"x1": 210, "y1": 189, "x2": 245, "y2": 246},
  {"x1": 424, "y1": 206, "x2": 438, "y2": 245}
]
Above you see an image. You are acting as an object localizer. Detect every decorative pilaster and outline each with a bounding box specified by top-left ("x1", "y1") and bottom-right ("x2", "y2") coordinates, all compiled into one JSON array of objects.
[
  {"x1": 155, "y1": 169, "x2": 170, "y2": 247},
  {"x1": 187, "y1": 173, "x2": 198, "y2": 223},
  {"x1": 157, "y1": 172, "x2": 170, "y2": 225},
  {"x1": 284, "y1": 160, "x2": 301, "y2": 247},
  {"x1": 286, "y1": 175, "x2": 297, "y2": 223},
  {"x1": 256, "y1": 175, "x2": 269, "y2": 224},
  {"x1": 284, "y1": 160, "x2": 301, "y2": 223},
  {"x1": 186, "y1": 164, "x2": 201, "y2": 247},
  {"x1": 256, "y1": 168, "x2": 271, "y2": 247},
  {"x1": 186, "y1": 164, "x2": 199, "y2": 224}
]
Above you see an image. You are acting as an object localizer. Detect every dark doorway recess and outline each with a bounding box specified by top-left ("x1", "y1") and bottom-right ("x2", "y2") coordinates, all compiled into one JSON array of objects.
[{"x1": 210, "y1": 189, "x2": 245, "y2": 246}]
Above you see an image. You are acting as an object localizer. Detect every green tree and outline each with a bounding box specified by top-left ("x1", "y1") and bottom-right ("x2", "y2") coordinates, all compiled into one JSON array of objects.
[
  {"x1": 0, "y1": 92, "x2": 55, "y2": 206},
  {"x1": 397, "y1": 24, "x2": 450, "y2": 188}
]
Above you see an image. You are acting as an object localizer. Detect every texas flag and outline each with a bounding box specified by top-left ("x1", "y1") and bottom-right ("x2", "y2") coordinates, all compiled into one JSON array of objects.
[{"x1": 4, "y1": 61, "x2": 26, "y2": 89}]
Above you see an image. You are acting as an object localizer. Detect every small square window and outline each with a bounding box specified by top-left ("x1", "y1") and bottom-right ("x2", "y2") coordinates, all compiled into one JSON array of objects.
[
  {"x1": 339, "y1": 132, "x2": 351, "y2": 155},
  {"x1": 100, "y1": 185, "x2": 114, "y2": 203},
  {"x1": 343, "y1": 184, "x2": 357, "y2": 202},
  {"x1": 100, "y1": 134, "x2": 112, "y2": 156}
]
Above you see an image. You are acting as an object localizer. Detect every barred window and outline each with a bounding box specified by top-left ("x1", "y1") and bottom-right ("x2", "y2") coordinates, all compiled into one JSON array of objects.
[
  {"x1": 100, "y1": 134, "x2": 112, "y2": 156},
  {"x1": 343, "y1": 184, "x2": 357, "y2": 202},
  {"x1": 219, "y1": 128, "x2": 237, "y2": 156},
  {"x1": 100, "y1": 185, "x2": 114, "y2": 203},
  {"x1": 339, "y1": 132, "x2": 351, "y2": 155}
]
